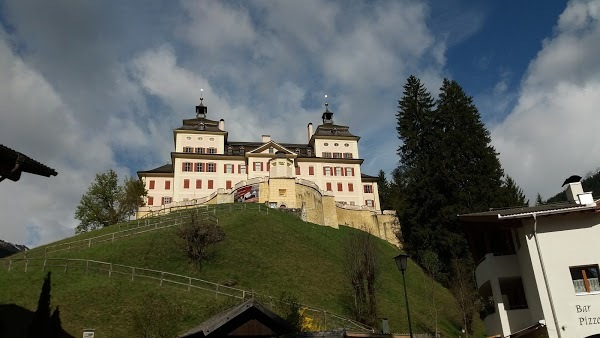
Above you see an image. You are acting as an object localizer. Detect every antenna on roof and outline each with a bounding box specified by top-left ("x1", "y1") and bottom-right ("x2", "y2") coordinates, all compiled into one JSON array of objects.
[
  {"x1": 324, "y1": 94, "x2": 329, "y2": 111},
  {"x1": 199, "y1": 88, "x2": 204, "y2": 106}
]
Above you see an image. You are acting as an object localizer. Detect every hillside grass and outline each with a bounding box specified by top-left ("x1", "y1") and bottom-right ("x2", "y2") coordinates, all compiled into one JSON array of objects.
[{"x1": 1, "y1": 205, "x2": 483, "y2": 337}]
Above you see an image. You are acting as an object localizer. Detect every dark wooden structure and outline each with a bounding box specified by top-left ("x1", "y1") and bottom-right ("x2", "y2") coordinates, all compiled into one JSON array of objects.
[
  {"x1": 179, "y1": 299, "x2": 293, "y2": 337},
  {"x1": 0, "y1": 144, "x2": 57, "y2": 182}
]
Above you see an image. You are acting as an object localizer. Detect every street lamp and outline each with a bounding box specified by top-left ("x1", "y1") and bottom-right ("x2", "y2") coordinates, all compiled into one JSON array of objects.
[{"x1": 394, "y1": 254, "x2": 413, "y2": 338}]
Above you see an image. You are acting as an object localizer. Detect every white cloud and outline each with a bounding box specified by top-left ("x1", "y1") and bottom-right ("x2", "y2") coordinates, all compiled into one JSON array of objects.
[{"x1": 492, "y1": 0, "x2": 600, "y2": 201}]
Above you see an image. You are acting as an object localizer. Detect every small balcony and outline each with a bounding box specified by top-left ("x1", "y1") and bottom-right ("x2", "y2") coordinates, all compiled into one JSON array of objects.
[{"x1": 475, "y1": 253, "x2": 520, "y2": 288}]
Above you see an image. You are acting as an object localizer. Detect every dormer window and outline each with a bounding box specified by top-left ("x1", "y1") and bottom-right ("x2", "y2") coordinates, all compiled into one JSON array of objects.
[
  {"x1": 227, "y1": 146, "x2": 233, "y2": 155},
  {"x1": 295, "y1": 148, "x2": 300, "y2": 154},
  {"x1": 307, "y1": 148, "x2": 312, "y2": 157},
  {"x1": 239, "y1": 146, "x2": 245, "y2": 155},
  {"x1": 269, "y1": 147, "x2": 274, "y2": 154},
  {"x1": 331, "y1": 127, "x2": 338, "y2": 135},
  {"x1": 197, "y1": 122, "x2": 205, "y2": 131}
]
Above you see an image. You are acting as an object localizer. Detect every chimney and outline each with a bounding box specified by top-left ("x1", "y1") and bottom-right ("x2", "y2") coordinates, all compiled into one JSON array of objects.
[
  {"x1": 262, "y1": 135, "x2": 271, "y2": 143},
  {"x1": 307, "y1": 123, "x2": 313, "y2": 142},
  {"x1": 566, "y1": 182, "x2": 594, "y2": 205},
  {"x1": 219, "y1": 119, "x2": 225, "y2": 131}
]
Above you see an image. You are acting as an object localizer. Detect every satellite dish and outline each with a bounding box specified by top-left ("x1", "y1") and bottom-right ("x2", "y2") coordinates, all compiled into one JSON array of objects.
[{"x1": 562, "y1": 175, "x2": 582, "y2": 187}]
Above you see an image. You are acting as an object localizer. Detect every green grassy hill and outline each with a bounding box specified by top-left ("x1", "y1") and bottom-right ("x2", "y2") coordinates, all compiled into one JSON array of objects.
[{"x1": 0, "y1": 204, "x2": 483, "y2": 337}]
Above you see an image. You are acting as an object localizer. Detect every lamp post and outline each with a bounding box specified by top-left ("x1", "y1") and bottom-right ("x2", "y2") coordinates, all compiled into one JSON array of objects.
[{"x1": 394, "y1": 254, "x2": 413, "y2": 338}]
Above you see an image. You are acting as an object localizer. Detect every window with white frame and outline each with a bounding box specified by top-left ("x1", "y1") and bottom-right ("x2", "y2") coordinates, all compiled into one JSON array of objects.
[
  {"x1": 365, "y1": 200, "x2": 374, "y2": 207},
  {"x1": 570, "y1": 265, "x2": 600, "y2": 294},
  {"x1": 324, "y1": 167, "x2": 332, "y2": 176},
  {"x1": 183, "y1": 147, "x2": 193, "y2": 153},
  {"x1": 322, "y1": 152, "x2": 332, "y2": 158},
  {"x1": 183, "y1": 162, "x2": 192, "y2": 172},
  {"x1": 196, "y1": 147, "x2": 204, "y2": 154},
  {"x1": 346, "y1": 167, "x2": 354, "y2": 176},
  {"x1": 207, "y1": 163, "x2": 215, "y2": 172},
  {"x1": 240, "y1": 165, "x2": 247, "y2": 174},
  {"x1": 335, "y1": 167, "x2": 343, "y2": 176},
  {"x1": 254, "y1": 162, "x2": 262, "y2": 171},
  {"x1": 344, "y1": 152, "x2": 353, "y2": 159},
  {"x1": 333, "y1": 152, "x2": 342, "y2": 158},
  {"x1": 208, "y1": 147, "x2": 217, "y2": 154},
  {"x1": 225, "y1": 164, "x2": 233, "y2": 173},
  {"x1": 163, "y1": 196, "x2": 171, "y2": 205}
]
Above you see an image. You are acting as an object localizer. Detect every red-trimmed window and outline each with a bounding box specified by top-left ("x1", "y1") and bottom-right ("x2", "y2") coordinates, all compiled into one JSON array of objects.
[
  {"x1": 162, "y1": 196, "x2": 171, "y2": 205},
  {"x1": 346, "y1": 167, "x2": 354, "y2": 176},
  {"x1": 207, "y1": 163, "x2": 216, "y2": 172},
  {"x1": 309, "y1": 166, "x2": 314, "y2": 175},
  {"x1": 183, "y1": 146, "x2": 193, "y2": 153},
  {"x1": 226, "y1": 180, "x2": 232, "y2": 189},
  {"x1": 149, "y1": 180, "x2": 155, "y2": 189},
  {"x1": 295, "y1": 166, "x2": 300, "y2": 175},
  {"x1": 267, "y1": 162, "x2": 270, "y2": 171},
  {"x1": 208, "y1": 147, "x2": 217, "y2": 154},
  {"x1": 335, "y1": 167, "x2": 343, "y2": 176},
  {"x1": 337, "y1": 183, "x2": 343, "y2": 191},
  {"x1": 344, "y1": 152, "x2": 353, "y2": 159},
  {"x1": 239, "y1": 164, "x2": 247, "y2": 174},
  {"x1": 183, "y1": 179, "x2": 190, "y2": 189},
  {"x1": 147, "y1": 196, "x2": 154, "y2": 206},
  {"x1": 225, "y1": 164, "x2": 233, "y2": 173},
  {"x1": 364, "y1": 185, "x2": 373, "y2": 193},
  {"x1": 326, "y1": 182, "x2": 332, "y2": 191},
  {"x1": 196, "y1": 179, "x2": 202, "y2": 189},
  {"x1": 322, "y1": 152, "x2": 332, "y2": 158},
  {"x1": 333, "y1": 152, "x2": 342, "y2": 158},
  {"x1": 208, "y1": 180, "x2": 214, "y2": 189},
  {"x1": 165, "y1": 181, "x2": 171, "y2": 190},
  {"x1": 195, "y1": 147, "x2": 204, "y2": 154},
  {"x1": 182, "y1": 162, "x2": 192, "y2": 172},
  {"x1": 365, "y1": 200, "x2": 374, "y2": 207},
  {"x1": 254, "y1": 162, "x2": 262, "y2": 172},
  {"x1": 348, "y1": 183, "x2": 354, "y2": 192},
  {"x1": 324, "y1": 167, "x2": 332, "y2": 176}
]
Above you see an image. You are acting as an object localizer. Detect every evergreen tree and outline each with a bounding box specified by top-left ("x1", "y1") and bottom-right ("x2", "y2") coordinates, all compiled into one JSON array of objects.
[
  {"x1": 497, "y1": 175, "x2": 528, "y2": 207},
  {"x1": 377, "y1": 170, "x2": 392, "y2": 210},
  {"x1": 395, "y1": 77, "x2": 512, "y2": 279},
  {"x1": 535, "y1": 193, "x2": 545, "y2": 206}
]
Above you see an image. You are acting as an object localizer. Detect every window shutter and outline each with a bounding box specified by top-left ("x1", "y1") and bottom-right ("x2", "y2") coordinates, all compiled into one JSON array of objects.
[
  {"x1": 326, "y1": 182, "x2": 332, "y2": 191},
  {"x1": 226, "y1": 180, "x2": 232, "y2": 189},
  {"x1": 181, "y1": 162, "x2": 185, "y2": 171},
  {"x1": 224, "y1": 164, "x2": 227, "y2": 173},
  {"x1": 295, "y1": 166, "x2": 300, "y2": 175},
  {"x1": 349, "y1": 183, "x2": 354, "y2": 192},
  {"x1": 266, "y1": 162, "x2": 270, "y2": 171},
  {"x1": 184, "y1": 179, "x2": 190, "y2": 189},
  {"x1": 196, "y1": 179, "x2": 202, "y2": 189},
  {"x1": 148, "y1": 196, "x2": 154, "y2": 206},
  {"x1": 323, "y1": 167, "x2": 326, "y2": 175},
  {"x1": 309, "y1": 166, "x2": 314, "y2": 175},
  {"x1": 149, "y1": 180, "x2": 155, "y2": 189},
  {"x1": 208, "y1": 180, "x2": 214, "y2": 189},
  {"x1": 337, "y1": 183, "x2": 343, "y2": 191}
]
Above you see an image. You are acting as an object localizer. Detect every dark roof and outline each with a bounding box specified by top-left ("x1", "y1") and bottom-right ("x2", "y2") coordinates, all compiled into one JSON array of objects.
[
  {"x1": 225, "y1": 141, "x2": 316, "y2": 157},
  {"x1": 179, "y1": 299, "x2": 292, "y2": 337},
  {"x1": 176, "y1": 117, "x2": 225, "y2": 132},
  {"x1": 312, "y1": 123, "x2": 358, "y2": 138},
  {"x1": 137, "y1": 163, "x2": 173, "y2": 174},
  {"x1": 459, "y1": 201, "x2": 599, "y2": 223},
  {"x1": 0, "y1": 144, "x2": 57, "y2": 182}
]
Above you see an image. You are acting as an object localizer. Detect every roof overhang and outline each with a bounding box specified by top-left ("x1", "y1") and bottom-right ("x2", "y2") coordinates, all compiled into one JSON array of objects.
[
  {"x1": 0, "y1": 145, "x2": 57, "y2": 182},
  {"x1": 295, "y1": 157, "x2": 364, "y2": 164},
  {"x1": 459, "y1": 202, "x2": 599, "y2": 224}
]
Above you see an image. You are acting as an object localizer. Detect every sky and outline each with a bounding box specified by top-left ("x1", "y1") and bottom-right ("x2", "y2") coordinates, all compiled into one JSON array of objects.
[{"x1": 1, "y1": 0, "x2": 599, "y2": 247}]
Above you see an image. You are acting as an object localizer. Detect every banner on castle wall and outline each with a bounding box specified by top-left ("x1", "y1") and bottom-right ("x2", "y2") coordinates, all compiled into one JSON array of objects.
[{"x1": 235, "y1": 184, "x2": 259, "y2": 203}]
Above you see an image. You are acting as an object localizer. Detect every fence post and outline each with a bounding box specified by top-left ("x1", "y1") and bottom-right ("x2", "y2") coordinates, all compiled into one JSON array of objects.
[
  {"x1": 111, "y1": 233, "x2": 115, "y2": 243},
  {"x1": 8, "y1": 259, "x2": 12, "y2": 272},
  {"x1": 64, "y1": 260, "x2": 69, "y2": 273},
  {"x1": 132, "y1": 267, "x2": 135, "y2": 282},
  {"x1": 86, "y1": 260, "x2": 89, "y2": 275},
  {"x1": 43, "y1": 258, "x2": 47, "y2": 272},
  {"x1": 109, "y1": 263, "x2": 112, "y2": 278},
  {"x1": 323, "y1": 310, "x2": 327, "y2": 330},
  {"x1": 215, "y1": 284, "x2": 219, "y2": 298},
  {"x1": 188, "y1": 277, "x2": 191, "y2": 291},
  {"x1": 88, "y1": 239, "x2": 92, "y2": 248},
  {"x1": 160, "y1": 272, "x2": 164, "y2": 286},
  {"x1": 44, "y1": 247, "x2": 48, "y2": 258},
  {"x1": 258, "y1": 204, "x2": 261, "y2": 212},
  {"x1": 25, "y1": 259, "x2": 28, "y2": 272}
]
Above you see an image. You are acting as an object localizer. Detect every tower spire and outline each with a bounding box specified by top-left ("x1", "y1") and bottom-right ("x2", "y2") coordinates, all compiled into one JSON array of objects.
[
  {"x1": 322, "y1": 94, "x2": 334, "y2": 124},
  {"x1": 195, "y1": 88, "x2": 207, "y2": 118}
]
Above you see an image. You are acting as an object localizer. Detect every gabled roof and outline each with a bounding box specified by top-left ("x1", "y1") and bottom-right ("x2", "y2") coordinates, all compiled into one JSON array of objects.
[
  {"x1": 179, "y1": 299, "x2": 292, "y2": 337},
  {"x1": 0, "y1": 144, "x2": 57, "y2": 182},
  {"x1": 459, "y1": 201, "x2": 599, "y2": 223},
  {"x1": 247, "y1": 141, "x2": 296, "y2": 155}
]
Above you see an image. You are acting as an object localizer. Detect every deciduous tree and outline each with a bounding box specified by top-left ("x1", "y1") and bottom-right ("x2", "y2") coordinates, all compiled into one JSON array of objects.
[{"x1": 75, "y1": 170, "x2": 147, "y2": 233}]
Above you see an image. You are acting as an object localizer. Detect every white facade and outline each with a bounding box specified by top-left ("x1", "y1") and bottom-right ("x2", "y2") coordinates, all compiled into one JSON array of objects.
[
  {"x1": 137, "y1": 101, "x2": 381, "y2": 213},
  {"x1": 461, "y1": 182, "x2": 600, "y2": 338}
]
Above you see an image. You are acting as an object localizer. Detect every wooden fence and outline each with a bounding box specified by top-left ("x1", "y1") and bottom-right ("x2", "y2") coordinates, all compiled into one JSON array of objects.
[{"x1": 0, "y1": 257, "x2": 373, "y2": 332}]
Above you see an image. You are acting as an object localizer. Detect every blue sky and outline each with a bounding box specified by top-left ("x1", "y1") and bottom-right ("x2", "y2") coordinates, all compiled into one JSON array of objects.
[{"x1": 1, "y1": 0, "x2": 599, "y2": 247}]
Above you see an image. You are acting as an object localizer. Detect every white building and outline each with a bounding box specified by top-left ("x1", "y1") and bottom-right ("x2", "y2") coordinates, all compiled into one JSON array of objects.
[
  {"x1": 135, "y1": 98, "x2": 400, "y2": 246},
  {"x1": 460, "y1": 181, "x2": 600, "y2": 338}
]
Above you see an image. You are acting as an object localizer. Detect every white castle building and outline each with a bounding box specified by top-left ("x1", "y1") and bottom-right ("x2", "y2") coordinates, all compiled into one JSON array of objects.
[{"x1": 137, "y1": 97, "x2": 399, "y2": 245}]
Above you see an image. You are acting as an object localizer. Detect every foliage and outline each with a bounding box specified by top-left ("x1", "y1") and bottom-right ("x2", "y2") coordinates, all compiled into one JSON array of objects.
[
  {"x1": 421, "y1": 250, "x2": 442, "y2": 337},
  {"x1": 131, "y1": 292, "x2": 182, "y2": 338},
  {"x1": 176, "y1": 212, "x2": 225, "y2": 264},
  {"x1": 75, "y1": 170, "x2": 147, "y2": 233},
  {"x1": 394, "y1": 76, "x2": 524, "y2": 278},
  {"x1": 278, "y1": 292, "x2": 302, "y2": 336},
  {"x1": 377, "y1": 170, "x2": 393, "y2": 210},
  {"x1": 343, "y1": 228, "x2": 379, "y2": 327},
  {"x1": 497, "y1": 175, "x2": 528, "y2": 207},
  {"x1": 535, "y1": 193, "x2": 545, "y2": 206},
  {"x1": 450, "y1": 259, "x2": 479, "y2": 334}
]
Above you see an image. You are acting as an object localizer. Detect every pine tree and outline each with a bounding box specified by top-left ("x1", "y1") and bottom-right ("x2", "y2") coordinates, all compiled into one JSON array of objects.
[
  {"x1": 498, "y1": 175, "x2": 528, "y2": 207},
  {"x1": 377, "y1": 170, "x2": 391, "y2": 210}
]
